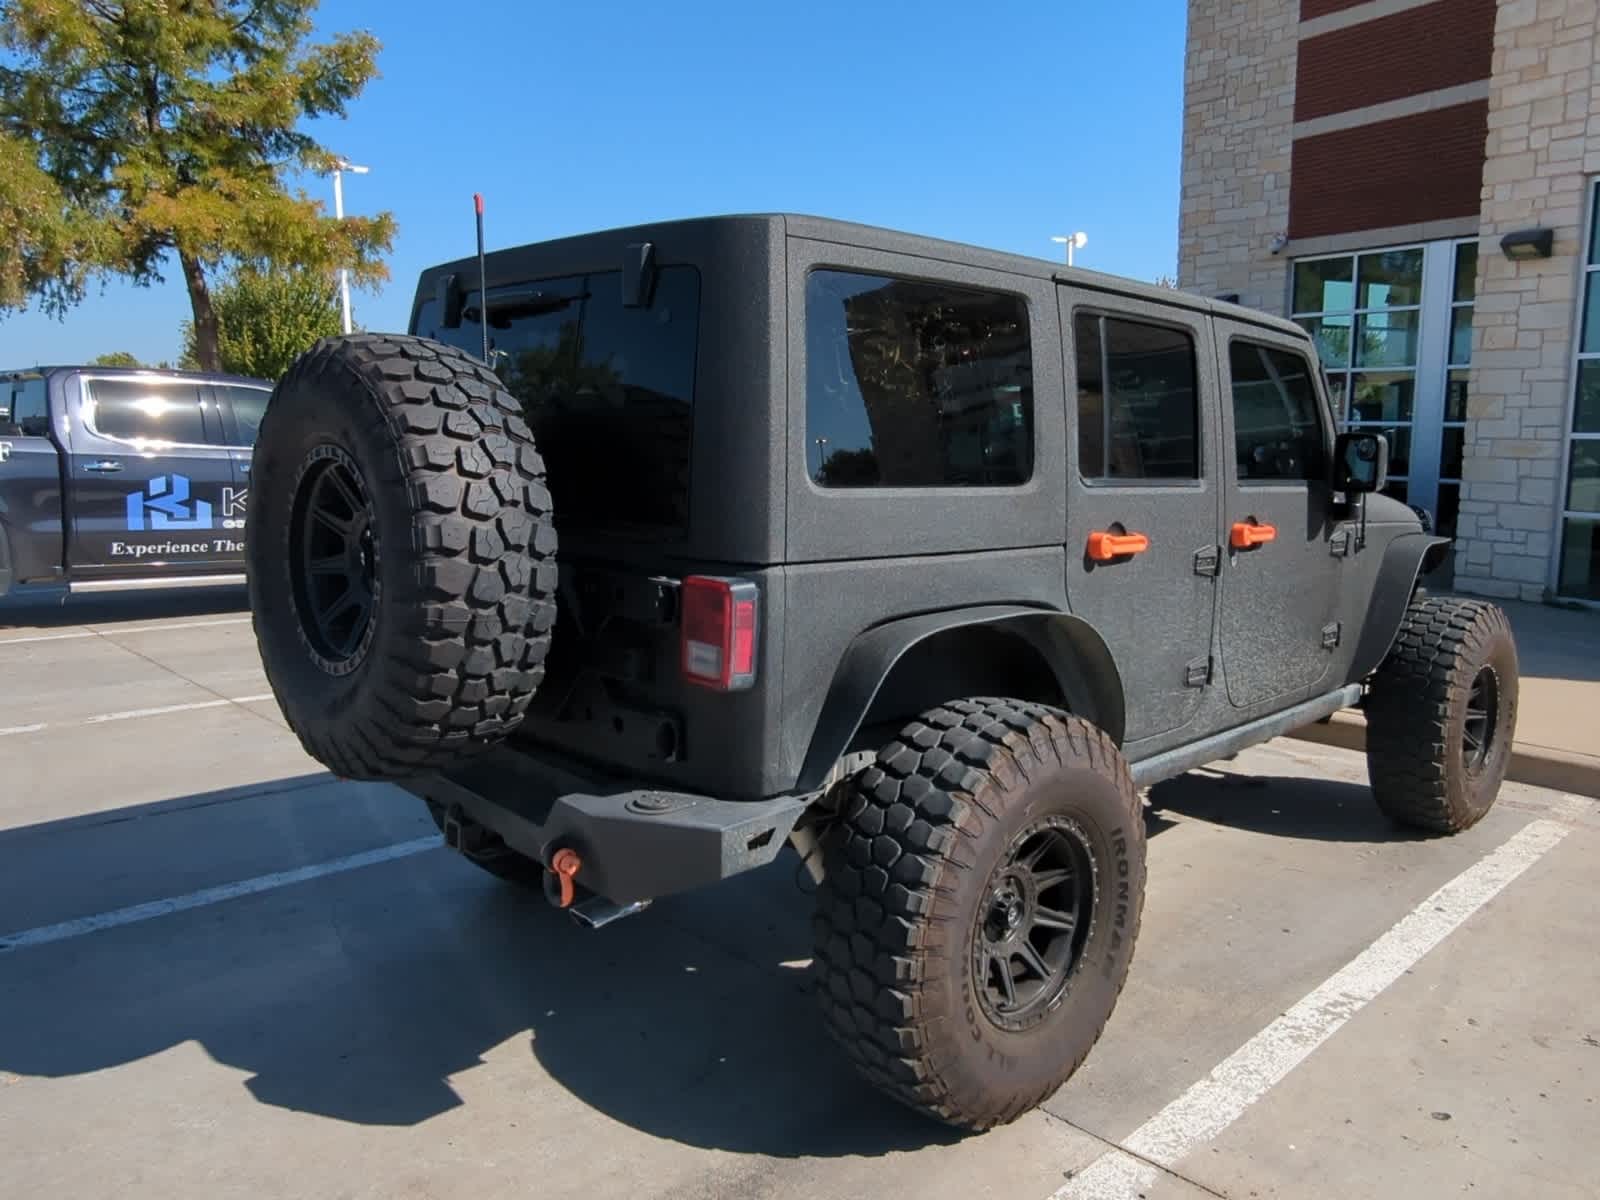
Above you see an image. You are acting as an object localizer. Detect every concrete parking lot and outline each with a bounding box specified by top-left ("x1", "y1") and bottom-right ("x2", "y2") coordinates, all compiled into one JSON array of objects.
[{"x1": 2, "y1": 594, "x2": 1596, "y2": 1200}]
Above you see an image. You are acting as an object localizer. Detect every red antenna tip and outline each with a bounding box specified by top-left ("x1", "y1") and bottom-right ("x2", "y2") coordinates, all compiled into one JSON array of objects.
[{"x1": 473, "y1": 193, "x2": 484, "y2": 215}]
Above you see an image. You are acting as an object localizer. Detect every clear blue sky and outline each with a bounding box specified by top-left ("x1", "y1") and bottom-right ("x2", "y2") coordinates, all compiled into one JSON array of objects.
[{"x1": 0, "y1": 0, "x2": 1188, "y2": 368}]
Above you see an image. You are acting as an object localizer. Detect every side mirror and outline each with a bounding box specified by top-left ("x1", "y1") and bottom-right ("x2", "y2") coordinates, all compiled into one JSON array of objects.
[{"x1": 1333, "y1": 430, "x2": 1389, "y2": 494}]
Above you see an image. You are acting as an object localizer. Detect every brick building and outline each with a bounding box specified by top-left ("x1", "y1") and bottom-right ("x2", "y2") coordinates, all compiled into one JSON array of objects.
[{"x1": 1179, "y1": 0, "x2": 1600, "y2": 603}]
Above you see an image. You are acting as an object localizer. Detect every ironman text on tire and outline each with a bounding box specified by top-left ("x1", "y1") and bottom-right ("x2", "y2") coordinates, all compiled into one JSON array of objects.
[
  {"x1": 247, "y1": 334, "x2": 557, "y2": 781},
  {"x1": 812, "y1": 698, "x2": 1145, "y2": 1130}
]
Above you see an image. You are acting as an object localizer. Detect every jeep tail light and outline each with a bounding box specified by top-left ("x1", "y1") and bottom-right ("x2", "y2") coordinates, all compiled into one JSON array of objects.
[{"x1": 681, "y1": 576, "x2": 759, "y2": 691}]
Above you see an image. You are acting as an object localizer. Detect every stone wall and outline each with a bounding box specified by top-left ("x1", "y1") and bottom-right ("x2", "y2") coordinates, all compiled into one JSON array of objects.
[
  {"x1": 1454, "y1": 0, "x2": 1599, "y2": 600},
  {"x1": 1177, "y1": 0, "x2": 1296, "y2": 310}
]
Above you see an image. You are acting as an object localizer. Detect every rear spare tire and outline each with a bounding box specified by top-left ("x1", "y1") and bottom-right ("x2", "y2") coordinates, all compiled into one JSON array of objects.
[{"x1": 247, "y1": 334, "x2": 557, "y2": 780}]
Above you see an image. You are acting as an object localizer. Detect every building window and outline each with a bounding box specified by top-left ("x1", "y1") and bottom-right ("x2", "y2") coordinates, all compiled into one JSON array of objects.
[
  {"x1": 1074, "y1": 313, "x2": 1199, "y2": 481},
  {"x1": 805, "y1": 270, "x2": 1033, "y2": 488},
  {"x1": 1292, "y1": 247, "x2": 1422, "y2": 505},
  {"x1": 1558, "y1": 179, "x2": 1600, "y2": 601},
  {"x1": 1437, "y1": 240, "x2": 1477, "y2": 540}
]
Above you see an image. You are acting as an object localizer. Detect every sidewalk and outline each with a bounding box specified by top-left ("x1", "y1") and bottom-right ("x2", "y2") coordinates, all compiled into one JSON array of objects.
[{"x1": 1290, "y1": 595, "x2": 1600, "y2": 798}]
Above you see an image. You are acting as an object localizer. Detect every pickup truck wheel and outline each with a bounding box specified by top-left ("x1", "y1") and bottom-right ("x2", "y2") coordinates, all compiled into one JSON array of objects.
[
  {"x1": 248, "y1": 334, "x2": 557, "y2": 780},
  {"x1": 1365, "y1": 597, "x2": 1518, "y2": 834},
  {"x1": 812, "y1": 698, "x2": 1145, "y2": 1131}
]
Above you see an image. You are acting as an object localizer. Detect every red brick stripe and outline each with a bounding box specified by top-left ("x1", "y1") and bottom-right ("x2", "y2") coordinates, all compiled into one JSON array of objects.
[
  {"x1": 1296, "y1": 0, "x2": 1495, "y2": 122},
  {"x1": 1300, "y1": 0, "x2": 1373, "y2": 18},
  {"x1": 1288, "y1": 101, "x2": 1489, "y2": 240}
]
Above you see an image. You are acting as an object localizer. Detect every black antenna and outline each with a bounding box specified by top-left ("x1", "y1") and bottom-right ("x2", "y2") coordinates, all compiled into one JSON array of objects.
[{"x1": 474, "y1": 192, "x2": 489, "y2": 366}]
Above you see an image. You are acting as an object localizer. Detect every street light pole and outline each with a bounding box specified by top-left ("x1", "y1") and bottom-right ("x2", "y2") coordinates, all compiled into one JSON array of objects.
[
  {"x1": 1051, "y1": 231, "x2": 1089, "y2": 268},
  {"x1": 332, "y1": 159, "x2": 370, "y2": 335}
]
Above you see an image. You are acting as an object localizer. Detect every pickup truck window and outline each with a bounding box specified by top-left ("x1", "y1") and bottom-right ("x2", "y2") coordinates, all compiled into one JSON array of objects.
[
  {"x1": 215, "y1": 384, "x2": 269, "y2": 447},
  {"x1": 4, "y1": 376, "x2": 48, "y2": 437},
  {"x1": 85, "y1": 377, "x2": 208, "y2": 446}
]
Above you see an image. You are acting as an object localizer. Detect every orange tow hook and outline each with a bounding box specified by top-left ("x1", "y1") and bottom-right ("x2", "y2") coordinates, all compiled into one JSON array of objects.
[{"x1": 546, "y1": 848, "x2": 582, "y2": 909}]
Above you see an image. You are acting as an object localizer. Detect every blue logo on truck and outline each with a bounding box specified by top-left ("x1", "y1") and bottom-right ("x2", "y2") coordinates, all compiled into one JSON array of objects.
[{"x1": 125, "y1": 474, "x2": 214, "y2": 532}]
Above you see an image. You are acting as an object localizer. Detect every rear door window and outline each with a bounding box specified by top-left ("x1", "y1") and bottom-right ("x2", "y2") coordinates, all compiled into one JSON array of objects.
[
  {"x1": 1075, "y1": 314, "x2": 1200, "y2": 481},
  {"x1": 84, "y1": 378, "x2": 211, "y2": 446},
  {"x1": 414, "y1": 267, "x2": 700, "y2": 537},
  {"x1": 804, "y1": 270, "x2": 1033, "y2": 487}
]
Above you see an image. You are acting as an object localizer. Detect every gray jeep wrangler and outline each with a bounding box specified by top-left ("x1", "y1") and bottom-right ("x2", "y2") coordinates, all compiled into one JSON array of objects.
[{"x1": 246, "y1": 215, "x2": 1518, "y2": 1131}]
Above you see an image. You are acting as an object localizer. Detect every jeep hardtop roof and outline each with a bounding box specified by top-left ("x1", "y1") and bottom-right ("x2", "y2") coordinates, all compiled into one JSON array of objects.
[{"x1": 413, "y1": 212, "x2": 1309, "y2": 343}]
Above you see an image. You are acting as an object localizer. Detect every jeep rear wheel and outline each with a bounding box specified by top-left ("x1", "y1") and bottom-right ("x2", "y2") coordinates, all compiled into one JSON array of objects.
[
  {"x1": 1365, "y1": 597, "x2": 1518, "y2": 834},
  {"x1": 248, "y1": 334, "x2": 557, "y2": 780},
  {"x1": 812, "y1": 699, "x2": 1145, "y2": 1130}
]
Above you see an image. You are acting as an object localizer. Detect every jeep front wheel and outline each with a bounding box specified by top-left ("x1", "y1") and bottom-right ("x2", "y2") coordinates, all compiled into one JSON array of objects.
[
  {"x1": 812, "y1": 699, "x2": 1145, "y2": 1130},
  {"x1": 1365, "y1": 596, "x2": 1518, "y2": 834}
]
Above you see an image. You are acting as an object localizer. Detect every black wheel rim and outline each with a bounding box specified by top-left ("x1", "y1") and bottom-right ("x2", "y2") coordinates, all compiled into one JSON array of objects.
[
  {"x1": 289, "y1": 449, "x2": 378, "y2": 668},
  {"x1": 1462, "y1": 666, "x2": 1499, "y2": 773},
  {"x1": 972, "y1": 815, "x2": 1097, "y2": 1032}
]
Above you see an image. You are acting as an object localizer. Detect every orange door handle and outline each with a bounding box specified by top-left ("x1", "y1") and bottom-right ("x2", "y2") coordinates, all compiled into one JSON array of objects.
[
  {"x1": 1230, "y1": 521, "x2": 1277, "y2": 549},
  {"x1": 1087, "y1": 530, "x2": 1150, "y2": 561}
]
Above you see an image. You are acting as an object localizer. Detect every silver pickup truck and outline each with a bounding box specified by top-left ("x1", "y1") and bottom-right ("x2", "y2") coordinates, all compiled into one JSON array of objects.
[{"x1": 0, "y1": 365, "x2": 271, "y2": 599}]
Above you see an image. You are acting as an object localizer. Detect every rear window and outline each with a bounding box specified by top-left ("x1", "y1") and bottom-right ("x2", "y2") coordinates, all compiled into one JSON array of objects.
[
  {"x1": 805, "y1": 270, "x2": 1033, "y2": 488},
  {"x1": 414, "y1": 266, "x2": 700, "y2": 538}
]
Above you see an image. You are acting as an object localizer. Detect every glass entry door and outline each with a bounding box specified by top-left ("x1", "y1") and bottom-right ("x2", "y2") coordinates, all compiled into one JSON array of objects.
[{"x1": 1293, "y1": 239, "x2": 1476, "y2": 550}]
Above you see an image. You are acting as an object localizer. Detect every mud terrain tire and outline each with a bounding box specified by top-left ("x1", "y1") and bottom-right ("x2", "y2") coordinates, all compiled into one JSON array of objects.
[
  {"x1": 1365, "y1": 597, "x2": 1518, "y2": 834},
  {"x1": 248, "y1": 334, "x2": 557, "y2": 780},
  {"x1": 813, "y1": 698, "x2": 1145, "y2": 1130}
]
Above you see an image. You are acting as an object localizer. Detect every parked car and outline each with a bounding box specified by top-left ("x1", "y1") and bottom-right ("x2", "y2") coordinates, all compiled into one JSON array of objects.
[
  {"x1": 0, "y1": 365, "x2": 271, "y2": 599},
  {"x1": 244, "y1": 215, "x2": 1517, "y2": 1131}
]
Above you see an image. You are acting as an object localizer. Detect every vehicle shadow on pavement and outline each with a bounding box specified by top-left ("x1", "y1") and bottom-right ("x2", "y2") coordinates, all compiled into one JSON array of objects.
[
  {"x1": 0, "y1": 822, "x2": 963, "y2": 1157},
  {"x1": 0, "y1": 586, "x2": 248, "y2": 629},
  {"x1": 1146, "y1": 766, "x2": 1424, "y2": 843}
]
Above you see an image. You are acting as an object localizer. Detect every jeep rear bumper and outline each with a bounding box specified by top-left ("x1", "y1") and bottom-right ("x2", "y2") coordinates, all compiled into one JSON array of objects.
[{"x1": 402, "y1": 746, "x2": 807, "y2": 905}]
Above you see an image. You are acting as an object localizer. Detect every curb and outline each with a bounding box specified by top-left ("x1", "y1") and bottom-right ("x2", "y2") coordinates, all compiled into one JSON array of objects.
[{"x1": 1287, "y1": 711, "x2": 1600, "y2": 799}]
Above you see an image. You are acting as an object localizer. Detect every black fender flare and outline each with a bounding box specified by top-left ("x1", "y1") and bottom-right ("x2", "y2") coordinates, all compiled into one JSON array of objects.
[
  {"x1": 794, "y1": 605, "x2": 1126, "y2": 793},
  {"x1": 1346, "y1": 533, "x2": 1453, "y2": 682},
  {"x1": 0, "y1": 519, "x2": 12, "y2": 598}
]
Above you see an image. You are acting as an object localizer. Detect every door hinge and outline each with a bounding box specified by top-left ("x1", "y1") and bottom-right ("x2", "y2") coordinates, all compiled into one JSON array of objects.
[
  {"x1": 1193, "y1": 545, "x2": 1221, "y2": 577},
  {"x1": 1329, "y1": 528, "x2": 1351, "y2": 557},
  {"x1": 1185, "y1": 656, "x2": 1213, "y2": 687},
  {"x1": 1322, "y1": 622, "x2": 1342, "y2": 650}
]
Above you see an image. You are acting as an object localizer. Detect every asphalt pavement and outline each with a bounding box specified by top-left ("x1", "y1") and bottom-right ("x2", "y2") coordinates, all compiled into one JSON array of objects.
[{"x1": 1, "y1": 592, "x2": 1596, "y2": 1200}]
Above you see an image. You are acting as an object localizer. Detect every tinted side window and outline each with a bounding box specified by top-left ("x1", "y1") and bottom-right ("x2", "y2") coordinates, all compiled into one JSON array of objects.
[
  {"x1": 1229, "y1": 341, "x2": 1327, "y2": 483},
  {"x1": 806, "y1": 270, "x2": 1033, "y2": 488},
  {"x1": 86, "y1": 378, "x2": 207, "y2": 445},
  {"x1": 5, "y1": 377, "x2": 48, "y2": 436},
  {"x1": 216, "y1": 385, "x2": 270, "y2": 446},
  {"x1": 1075, "y1": 314, "x2": 1199, "y2": 480}
]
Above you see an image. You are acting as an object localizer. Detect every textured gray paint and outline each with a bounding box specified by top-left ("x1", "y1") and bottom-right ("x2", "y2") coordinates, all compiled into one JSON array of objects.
[
  {"x1": 402, "y1": 215, "x2": 1426, "y2": 812},
  {"x1": 1057, "y1": 285, "x2": 1222, "y2": 742}
]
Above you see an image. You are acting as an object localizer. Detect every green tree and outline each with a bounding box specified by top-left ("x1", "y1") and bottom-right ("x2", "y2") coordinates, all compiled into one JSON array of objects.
[
  {"x1": 89, "y1": 350, "x2": 142, "y2": 367},
  {"x1": 178, "y1": 267, "x2": 341, "y2": 380},
  {"x1": 0, "y1": 0, "x2": 395, "y2": 371}
]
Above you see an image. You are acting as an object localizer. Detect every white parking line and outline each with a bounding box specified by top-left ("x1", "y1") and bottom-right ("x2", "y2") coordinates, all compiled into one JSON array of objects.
[
  {"x1": 0, "y1": 693, "x2": 274, "y2": 736},
  {"x1": 0, "y1": 616, "x2": 252, "y2": 646},
  {"x1": 0, "y1": 835, "x2": 444, "y2": 953},
  {"x1": 1053, "y1": 817, "x2": 1570, "y2": 1200}
]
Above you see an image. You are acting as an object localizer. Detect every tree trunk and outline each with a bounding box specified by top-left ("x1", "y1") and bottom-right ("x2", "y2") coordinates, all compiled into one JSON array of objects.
[{"x1": 179, "y1": 249, "x2": 222, "y2": 373}]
